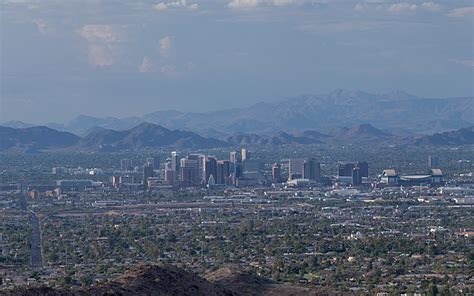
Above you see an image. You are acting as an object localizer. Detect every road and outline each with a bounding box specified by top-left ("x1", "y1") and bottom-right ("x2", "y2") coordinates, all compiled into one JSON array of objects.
[{"x1": 30, "y1": 211, "x2": 43, "y2": 268}]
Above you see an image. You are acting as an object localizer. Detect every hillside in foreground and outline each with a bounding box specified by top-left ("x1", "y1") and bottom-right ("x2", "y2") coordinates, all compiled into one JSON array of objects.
[{"x1": 1, "y1": 264, "x2": 322, "y2": 296}]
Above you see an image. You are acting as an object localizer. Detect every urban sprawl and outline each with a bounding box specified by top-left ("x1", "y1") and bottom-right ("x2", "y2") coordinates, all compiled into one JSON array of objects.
[{"x1": 0, "y1": 146, "x2": 473, "y2": 295}]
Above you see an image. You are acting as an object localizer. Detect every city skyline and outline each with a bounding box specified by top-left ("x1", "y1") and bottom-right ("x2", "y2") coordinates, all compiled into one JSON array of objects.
[
  {"x1": 1, "y1": 1, "x2": 473, "y2": 294},
  {"x1": 1, "y1": 0, "x2": 473, "y2": 123}
]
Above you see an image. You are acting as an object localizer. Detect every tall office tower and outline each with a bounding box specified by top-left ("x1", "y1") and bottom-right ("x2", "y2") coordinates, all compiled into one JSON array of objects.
[
  {"x1": 164, "y1": 162, "x2": 174, "y2": 185},
  {"x1": 352, "y1": 167, "x2": 362, "y2": 185},
  {"x1": 112, "y1": 176, "x2": 121, "y2": 188},
  {"x1": 143, "y1": 162, "x2": 154, "y2": 188},
  {"x1": 234, "y1": 162, "x2": 243, "y2": 179},
  {"x1": 146, "y1": 157, "x2": 154, "y2": 166},
  {"x1": 303, "y1": 158, "x2": 321, "y2": 181},
  {"x1": 428, "y1": 156, "x2": 439, "y2": 168},
  {"x1": 180, "y1": 158, "x2": 199, "y2": 186},
  {"x1": 339, "y1": 161, "x2": 368, "y2": 178},
  {"x1": 187, "y1": 154, "x2": 201, "y2": 181},
  {"x1": 216, "y1": 160, "x2": 230, "y2": 185},
  {"x1": 288, "y1": 158, "x2": 305, "y2": 180},
  {"x1": 197, "y1": 154, "x2": 206, "y2": 182},
  {"x1": 229, "y1": 151, "x2": 240, "y2": 163},
  {"x1": 272, "y1": 163, "x2": 282, "y2": 183},
  {"x1": 120, "y1": 159, "x2": 132, "y2": 171},
  {"x1": 338, "y1": 162, "x2": 354, "y2": 177},
  {"x1": 180, "y1": 166, "x2": 193, "y2": 187},
  {"x1": 171, "y1": 151, "x2": 180, "y2": 180},
  {"x1": 153, "y1": 157, "x2": 160, "y2": 170},
  {"x1": 241, "y1": 145, "x2": 249, "y2": 161},
  {"x1": 205, "y1": 157, "x2": 218, "y2": 184},
  {"x1": 357, "y1": 161, "x2": 369, "y2": 178}
]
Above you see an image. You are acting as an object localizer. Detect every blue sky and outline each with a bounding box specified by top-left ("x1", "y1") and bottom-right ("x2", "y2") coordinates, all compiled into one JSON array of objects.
[{"x1": 1, "y1": 0, "x2": 473, "y2": 124}]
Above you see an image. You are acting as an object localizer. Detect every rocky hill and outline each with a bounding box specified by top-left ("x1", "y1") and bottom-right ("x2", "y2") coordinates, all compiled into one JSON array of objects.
[
  {"x1": 0, "y1": 126, "x2": 80, "y2": 152},
  {"x1": 1, "y1": 123, "x2": 472, "y2": 153},
  {"x1": 77, "y1": 122, "x2": 227, "y2": 151},
  {"x1": 1, "y1": 264, "x2": 322, "y2": 296},
  {"x1": 205, "y1": 267, "x2": 318, "y2": 296},
  {"x1": 414, "y1": 126, "x2": 474, "y2": 146}
]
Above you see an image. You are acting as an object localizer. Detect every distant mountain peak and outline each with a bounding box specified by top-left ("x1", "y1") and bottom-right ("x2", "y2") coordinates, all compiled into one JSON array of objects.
[
  {"x1": 132, "y1": 121, "x2": 168, "y2": 130},
  {"x1": 382, "y1": 89, "x2": 418, "y2": 100},
  {"x1": 78, "y1": 122, "x2": 226, "y2": 151},
  {"x1": 347, "y1": 123, "x2": 392, "y2": 137},
  {"x1": 328, "y1": 88, "x2": 370, "y2": 97},
  {"x1": 1, "y1": 120, "x2": 36, "y2": 129}
]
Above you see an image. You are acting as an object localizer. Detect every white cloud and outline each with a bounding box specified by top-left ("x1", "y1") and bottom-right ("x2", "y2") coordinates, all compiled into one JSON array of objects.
[
  {"x1": 159, "y1": 36, "x2": 172, "y2": 58},
  {"x1": 228, "y1": 0, "x2": 259, "y2": 9},
  {"x1": 160, "y1": 64, "x2": 179, "y2": 77},
  {"x1": 77, "y1": 24, "x2": 124, "y2": 67},
  {"x1": 297, "y1": 21, "x2": 380, "y2": 34},
  {"x1": 34, "y1": 19, "x2": 54, "y2": 35},
  {"x1": 188, "y1": 3, "x2": 199, "y2": 10},
  {"x1": 388, "y1": 3, "x2": 417, "y2": 13},
  {"x1": 154, "y1": 2, "x2": 167, "y2": 11},
  {"x1": 153, "y1": 0, "x2": 198, "y2": 12},
  {"x1": 168, "y1": 0, "x2": 187, "y2": 8},
  {"x1": 87, "y1": 44, "x2": 114, "y2": 67},
  {"x1": 354, "y1": 3, "x2": 366, "y2": 12},
  {"x1": 227, "y1": 0, "x2": 299, "y2": 9},
  {"x1": 270, "y1": 0, "x2": 297, "y2": 6},
  {"x1": 357, "y1": 1, "x2": 441, "y2": 13},
  {"x1": 421, "y1": 2, "x2": 441, "y2": 12},
  {"x1": 78, "y1": 25, "x2": 123, "y2": 43},
  {"x1": 449, "y1": 59, "x2": 474, "y2": 67},
  {"x1": 447, "y1": 6, "x2": 474, "y2": 18},
  {"x1": 139, "y1": 57, "x2": 154, "y2": 73}
]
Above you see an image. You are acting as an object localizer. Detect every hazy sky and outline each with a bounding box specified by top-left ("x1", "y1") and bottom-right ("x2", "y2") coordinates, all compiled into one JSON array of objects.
[{"x1": 1, "y1": 0, "x2": 473, "y2": 124}]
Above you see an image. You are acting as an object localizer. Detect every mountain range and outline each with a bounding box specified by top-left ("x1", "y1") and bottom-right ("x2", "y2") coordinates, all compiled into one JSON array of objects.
[
  {"x1": 3, "y1": 89, "x2": 472, "y2": 137},
  {"x1": 414, "y1": 126, "x2": 474, "y2": 146},
  {"x1": 77, "y1": 122, "x2": 226, "y2": 151},
  {"x1": 0, "y1": 122, "x2": 472, "y2": 152},
  {"x1": 0, "y1": 123, "x2": 227, "y2": 152},
  {"x1": 0, "y1": 126, "x2": 81, "y2": 153}
]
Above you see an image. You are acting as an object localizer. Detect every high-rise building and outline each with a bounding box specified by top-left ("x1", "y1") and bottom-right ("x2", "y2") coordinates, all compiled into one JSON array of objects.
[
  {"x1": 153, "y1": 157, "x2": 160, "y2": 170},
  {"x1": 338, "y1": 162, "x2": 354, "y2": 177},
  {"x1": 352, "y1": 167, "x2": 361, "y2": 185},
  {"x1": 357, "y1": 161, "x2": 369, "y2": 178},
  {"x1": 180, "y1": 165, "x2": 198, "y2": 187},
  {"x1": 143, "y1": 162, "x2": 154, "y2": 189},
  {"x1": 180, "y1": 157, "x2": 199, "y2": 186},
  {"x1": 303, "y1": 158, "x2": 321, "y2": 181},
  {"x1": 205, "y1": 157, "x2": 218, "y2": 185},
  {"x1": 171, "y1": 151, "x2": 180, "y2": 180},
  {"x1": 216, "y1": 160, "x2": 230, "y2": 185},
  {"x1": 229, "y1": 151, "x2": 241, "y2": 163},
  {"x1": 234, "y1": 162, "x2": 243, "y2": 179},
  {"x1": 428, "y1": 156, "x2": 439, "y2": 168},
  {"x1": 197, "y1": 154, "x2": 206, "y2": 182},
  {"x1": 120, "y1": 159, "x2": 132, "y2": 171},
  {"x1": 272, "y1": 163, "x2": 282, "y2": 183},
  {"x1": 112, "y1": 176, "x2": 121, "y2": 188},
  {"x1": 164, "y1": 162, "x2": 174, "y2": 185},
  {"x1": 338, "y1": 161, "x2": 368, "y2": 178},
  {"x1": 288, "y1": 158, "x2": 305, "y2": 180},
  {"x1": 241, "y1": 145, "x2": 249, "y2": 161}
]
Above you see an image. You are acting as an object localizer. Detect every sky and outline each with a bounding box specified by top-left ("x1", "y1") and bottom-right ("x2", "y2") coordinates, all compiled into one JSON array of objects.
[{"x1": 1, "y1": 0, "x2": 473, "y2": 124}]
